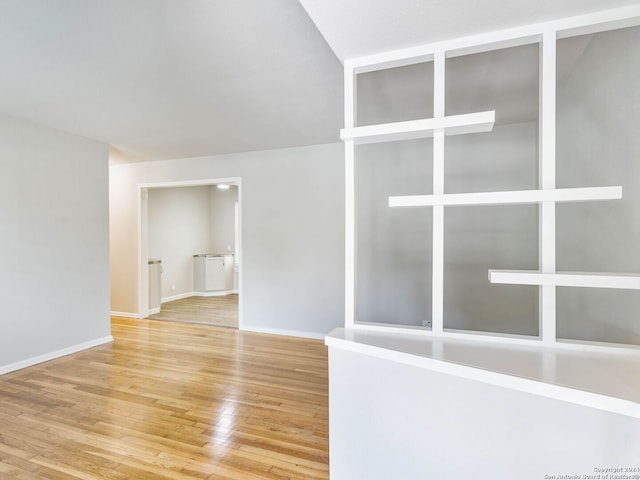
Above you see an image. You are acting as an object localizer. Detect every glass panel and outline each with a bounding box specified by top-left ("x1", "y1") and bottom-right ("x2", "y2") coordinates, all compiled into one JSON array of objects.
[
  {"x1": 557, "y1": 289, "x2": 640, "y2": 345},
  {"x1": 355, "y1": 140, "x2": 433, "y2": 327},
  {"x1": 446, "y1": 45, "x2": 539, "y2": 123},
  {"x1": 356, "y1": 62, "x2": 434, "y2": 126},
  {"x1": 445, "y1": 43, "x2": 539, "y2": 193},
  {"x1": 556, "y1": 26, "x2": 640, "y2": 345},
  {"x1": 443, "y1": 43, "x2": 539, "y2": 335},
  {"x1": 444, "y1": 205, "x2": 539, "y2": 335}
]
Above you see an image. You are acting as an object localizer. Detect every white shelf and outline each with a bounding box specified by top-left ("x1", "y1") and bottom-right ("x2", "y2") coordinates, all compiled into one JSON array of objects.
[
  {"x1": 489, "y1": 270, "x2": 640, "y2": 290},
  {"x1": 340, "y1": 111, "x2": 495, "y2": 145},
  {"x1": 388, "y1": 186, "x2": 622, "y2": 208}
]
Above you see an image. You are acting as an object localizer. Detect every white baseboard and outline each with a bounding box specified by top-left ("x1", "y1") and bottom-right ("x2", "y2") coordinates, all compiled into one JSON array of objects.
[
  {"x1": 232, "y1": 289, "x2": 239, "y2": 294},
  {"x1": 240, "y1": 325, "x2": 325, "y2": 340},
  {"x1": 148, "y1": 307, "x2": 160, "y2": 315},
  {"x1": 110, "y1": 311, "x2": 140, "y2": 319},
  {"x1": 161, "y1": 292, "x2": 194, "y2": 304},
  {"x1": 193, "y1": 290, "x2": 234, "y2": 297},
  {"x1": 0, "y1": 336, "x2": 114, "y2": 376}
]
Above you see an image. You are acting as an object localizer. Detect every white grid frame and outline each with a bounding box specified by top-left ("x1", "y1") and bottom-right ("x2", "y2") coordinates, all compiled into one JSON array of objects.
[{"x1": 343, "y1": 5, "x2": 640, "y2": 353}]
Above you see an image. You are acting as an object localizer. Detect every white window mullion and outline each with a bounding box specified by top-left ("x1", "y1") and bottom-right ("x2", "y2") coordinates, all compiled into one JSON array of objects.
[
  {"x1": 539, "y1": 31, "x2": 557, "y2": 345},
  {"x1": 345, "y1": 64, "x2": 356, "y2": 328},
  {"x1": 431, "y1": 51, "x2": 446, "y2": 334}
]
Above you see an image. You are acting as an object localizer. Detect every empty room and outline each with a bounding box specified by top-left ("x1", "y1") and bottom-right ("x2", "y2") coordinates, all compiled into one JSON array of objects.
[{"x1": 1, "y1": 1, "x2": 640, "y2": 479}]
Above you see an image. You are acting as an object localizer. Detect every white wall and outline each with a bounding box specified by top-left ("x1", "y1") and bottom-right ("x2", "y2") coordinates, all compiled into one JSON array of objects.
[
  {"x1": 148, "y1": 186, "x2": 212, "y2": 300},
  {"x1": 109, "y1": 143, "x2": 344, "y2": 337},
  {"x1": 0, "y1": 114, "x2": 111, "y2": 373},
  {"x1": 328, "y1": 347, "x2": 640, "y2": 480},
  {"x1": 210, "y1": 185, "x2": 238, "y2": 254}
]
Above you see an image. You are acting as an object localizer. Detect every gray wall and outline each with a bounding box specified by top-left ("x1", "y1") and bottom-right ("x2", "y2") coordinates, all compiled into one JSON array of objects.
[
  {"x1": 556, "y1": 26, "x2": 640, "y2": 345},
  {"x1": 148, "y1": 186, "x2": 212, "y2": 299},
  {"x1": 110, "y1": 143, "x2": 344, "y2": 337},
  {"x1": 0, "y1": 114, "x2": 111, "y2": 371}
]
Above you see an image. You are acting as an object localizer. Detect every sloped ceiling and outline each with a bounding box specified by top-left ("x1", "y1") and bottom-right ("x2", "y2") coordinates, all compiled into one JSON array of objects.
[
  {"x1": 299, "y1": 0, "x2": 640, "y2": 61},
  {"x1": 0, "y1": 0, "x2": 343, "y2": 162},
  {"x1": 1, "y1": 1, "x2": 637, "y2": 163}
]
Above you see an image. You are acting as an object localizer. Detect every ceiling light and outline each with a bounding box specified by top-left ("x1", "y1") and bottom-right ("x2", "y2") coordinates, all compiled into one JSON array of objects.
[{"x1": 217, "y1": 184, "x2": 230, "y2": 190}]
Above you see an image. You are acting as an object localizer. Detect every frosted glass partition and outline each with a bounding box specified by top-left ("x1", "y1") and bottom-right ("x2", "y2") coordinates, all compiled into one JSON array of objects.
[
  {"x1": 444, "y1": 204, "x2": 538, "y2": 335},
  {"x1": 355, "y1": 140, "x2": 433, "y2": 327},
  {"x1": 445, "y1": 44, "x2": 539, "y2": 194},
  {"x1": 356, "y1": 62, "x2": 434, "y2": 127},
  {"x1": 446, "y1": 44, "x2": 539, "y2": 129},
  {"x1": 556, "y1": 26, "x2": 640, "y2": 346},
  {"x1": 442, "y1": 44, "x2": 539, "y2": 335},
  {"x1": 343, "y1": 8, "x2": 640, "y2": 351}
]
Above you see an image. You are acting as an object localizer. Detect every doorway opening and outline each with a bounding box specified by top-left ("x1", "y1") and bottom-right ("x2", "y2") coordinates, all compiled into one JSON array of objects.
[{"x1": 137, "y1": 178, "x2": 242, "y2": 329}]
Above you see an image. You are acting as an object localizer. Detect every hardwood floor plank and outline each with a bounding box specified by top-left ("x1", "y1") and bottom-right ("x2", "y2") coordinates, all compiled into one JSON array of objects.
[
  {"x1": 0, "y1": 317, "x2": 328, "y2": 479},
  {"x1": 148, "y1": 295, "x2": 239, "y2": 328}
]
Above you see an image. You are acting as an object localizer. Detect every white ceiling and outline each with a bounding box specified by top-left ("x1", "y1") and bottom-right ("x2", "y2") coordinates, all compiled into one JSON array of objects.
[
  {"x1": 299, "y1": 0, "x2": 640, "y2": 61},
  {"x1": 0, "y1": 0, "x2": 343, "y2": 162},
  {"x1": 1, "y1": 1, "x2": 637, "y2": 163}
]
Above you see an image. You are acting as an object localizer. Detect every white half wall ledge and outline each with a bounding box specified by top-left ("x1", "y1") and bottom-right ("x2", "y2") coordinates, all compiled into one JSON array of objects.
[
  {"x1": 388, "y1": 186, "x2": 622, "y2": 207},
  {"x1": 0, "y1": 336, "x2": 114, "y2": 376},
  {"x1": 340, "y1": 110, "x2": 495, "y2": 144},
  {"x1": 325, "y1": 327, "x2": 640, "y2": 419},
  {"x1": 489, "y1": 270, "x2": 640, "y2": 290}
]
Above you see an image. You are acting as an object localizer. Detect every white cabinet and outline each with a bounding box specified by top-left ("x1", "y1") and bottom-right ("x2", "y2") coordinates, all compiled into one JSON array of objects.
[
  {"x1": 193, "y1": 254, "x2": 233, "y2": 295},
  {"x1": 204, "y1": 257, "x2": 225, "y2": 291}
]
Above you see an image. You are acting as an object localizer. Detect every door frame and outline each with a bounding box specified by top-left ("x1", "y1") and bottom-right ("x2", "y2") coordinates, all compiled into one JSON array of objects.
[{"x1": 137, "y1": 177, "x2": 243, "y2": 328}]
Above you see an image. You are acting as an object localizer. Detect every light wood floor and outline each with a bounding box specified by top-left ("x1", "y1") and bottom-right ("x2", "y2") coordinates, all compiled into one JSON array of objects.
[
  {"x1": 0, "y1": 317, "x2": 329, "y2": 479},
  {"x1": 148, "y1": 295, "x2": 239, "y2": 329}
]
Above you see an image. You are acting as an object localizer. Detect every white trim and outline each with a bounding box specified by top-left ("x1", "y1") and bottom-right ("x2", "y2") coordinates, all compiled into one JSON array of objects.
[
  {"x1": 325, "y1": 330, "x2": 640, "y2": 419},
  {"x1": 237, "y1": 183, "x2": 244, "y2": 330},
  {"x1": 348, "y1": 321, "x2": 640, "y2": 355},
  {"x1": 340, "y1": 111, "x2": 494, "y2": 144},
  {"x1": 539, "y1": 29, "x2": 557, "y2": 346},
  {"x1": 148, "y1": 307, "x2": 160, "y2": 315},
  {"x1": 344, "y1": 62, "x2": 356, "y2": 329},
  {"x1": 161, "y1": 292, "x2": 194, "y2": 303},
  {"x1": 345, "y1": 5, "x2": 640, "y2": 72},
  {"x1": 388, "y1": 186, "x2": 622, "y2": 207},
  {"x1": 489, "y1": 270, "x2": 640, "y2": 290},
  {"x1": 241, "y1": 325, "x2": 326, "y2": 340},
  {"x1": 555, "y1": 338, "x2": 640, "y2": 355},
  {"x1": 431, "y1": 50, "x2": 446, "y2": 335},
  {"x1": 137, "y1": 177, "x2": 244, "y2": 330},
  {"x1": 0, "y1": 336, "x2": 114, "y2": 376},
  {"x1": 110, "y1": 311, "x2": 141, "y2": 319},
  {"x1": 351, "y1": 321, "x2": 542, "y2": 346},
  {"x1": 138, "y1": 177, "x2": 240, "y2": 189},
  {"x1": 192, "y1": 290, "x2": 235, "y2": 297},
  {"x1": 138, "y1": 186, "x2": 149, "y2": 319}
]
